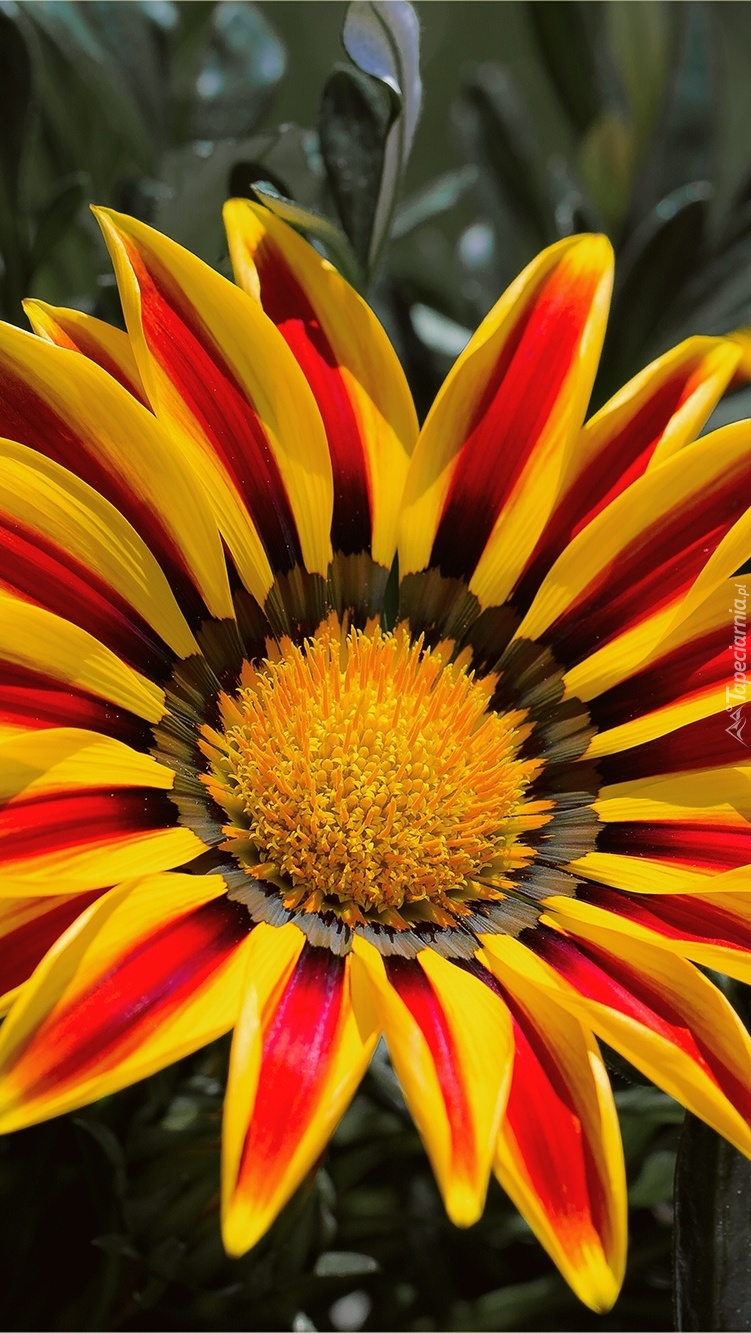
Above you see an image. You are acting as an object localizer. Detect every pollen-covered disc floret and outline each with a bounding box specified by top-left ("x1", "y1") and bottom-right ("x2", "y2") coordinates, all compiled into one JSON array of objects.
[{"x1": 208, "y1": 625, "x2": 540, "y2": 929}]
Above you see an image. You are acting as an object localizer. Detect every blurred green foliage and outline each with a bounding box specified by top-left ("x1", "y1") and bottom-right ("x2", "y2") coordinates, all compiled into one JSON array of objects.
[
  {"x1": 0, "y1": 1041, "x2": 681, "y2": 1332},
  {"x1": 1, "y1": 1, "x2": 751, "y2": 1328}
]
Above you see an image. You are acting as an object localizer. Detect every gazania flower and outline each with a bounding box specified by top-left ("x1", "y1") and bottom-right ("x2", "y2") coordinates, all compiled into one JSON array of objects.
[{"x1": 1, "y1": 202, "x2": 751, "y2": 1313}]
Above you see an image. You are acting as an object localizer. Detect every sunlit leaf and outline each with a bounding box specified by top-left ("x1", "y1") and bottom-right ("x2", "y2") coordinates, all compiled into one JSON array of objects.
[{"x1": 340, "y1": 0, "x2": 421, "y2": 275}]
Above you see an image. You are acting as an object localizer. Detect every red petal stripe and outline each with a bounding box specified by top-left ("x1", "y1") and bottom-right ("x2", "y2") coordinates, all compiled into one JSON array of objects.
[
  {"x1": 236, "y1": 945, "x2": 345, "y2": 1203},
  {"x1": 251, "y1": 239, "x2": 371, "y2": 556},
  {"x1": 126, "y1": 241, "x2": 303, "y2": 574},
  {"x1": 468, "y1": 956, "x2": 606, "y2": 1239},
  {"x1": 0, "y1": 663, "x2": 151, "y2": 746},
  {"x1": 0, "y1": 789, "x2": 176, "y2": 864},
  {"x1": 516, "y1": 365, "x2": 719, "y2": 609},
  {"x1": 386, "y1": 956, "x2": 475, "y2": 1179},
  {"x1": 543, "y1": 484, "x2": 747, "y2": 666},
  {"x1": 581, "y1": 885, "x2": 751, "y2": 956},
  {"x1": 0, "y1": 514, "x2": 173, "y2": 678},
  {"x1": 598, "y1": 714, "x2": 745, "y2": 784},
  {"x1": 0, "y1": 891, "x2": 105, "y2": 997},
  {"x1": 507, "y1": 1007, "x2": 607, "y2": 1239},
  {"x1": 430, "y1": 262, "x2": 603, "y2": 579},
  {"x1": 589, "y1": 625, "x2": 730, "y2": 733},
  {"x1": 13, "y1": 897, "x2": 249, "y2": 1098},
  {"x1": 598, "y1": 820, "x2": 751, "y2": 873},
  {"x1": 533, "y1": 928, "x2": 751, "y2": 1121},
  {"x1": 0, "y1": 364, "x2": 200, "y2": 617}
]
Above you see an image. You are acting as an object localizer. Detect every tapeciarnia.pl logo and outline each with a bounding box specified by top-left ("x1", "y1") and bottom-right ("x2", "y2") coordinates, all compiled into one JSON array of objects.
[{"x1": 727, "y1": 582, "x2": 748, "y2": 745}]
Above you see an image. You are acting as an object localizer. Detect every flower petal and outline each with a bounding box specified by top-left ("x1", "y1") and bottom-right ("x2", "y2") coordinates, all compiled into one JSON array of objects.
[
  {"x1": 0, "y1": 437, "x2": 198, "y2": 666},
  {"x1": 0, "y1": 726, "x2": 176, "y2": 802},
  {"x1": 95, "y1": 207, "x2": 334, "y2": 604},
  {"x1": 547, "y1": 889, "x2": 751, "y2": 986},
  {"x1": 515, "y1": 336, "x2": 739, "y2": 611},
  {"x1": 222, "y1": 929, "x2": 376, "y2": 1255},
  {"x1": 0, "y1": 661, "x2": 151, "y2": 747},
  {"x1": 0, "y1": 591, "x2": 165, "y2": 723},
  {"x1": 474, "y1": 954, "x2": 625, "y2": 1313},
  {"x1": 0, "y1": 788, "x2": 204, "y2": 896},
  {"x1": 224, "y1": 199, "x2": 418, "y2": 568},
  {"x1": 353, "y1": 938, "x2": 513, "y2": 1226},
  {"x1": 518, "y1": 423, "x2": 751, "y2": 668},
  {"x1": 23, "y1": 299, "x2": 148, "y2": 406},
  {"x1": 0, "y1": 320, "x2": 232, "y2": 621},
  {"x1": 399, "y1": 235, "x2": 613, "y2": 605},
  {"x1": 0, "y1": 890, "x2": 105, "y2": 1013},
  {"x1": 569, "y1": 766, "x2": 751, "y2": 894},
  {"x1": 0, "y1": 874, "x2": 251, "y2": 1132},
  {"x1": 487, "y1": 927, "x2": 751, "y2": 1157}
]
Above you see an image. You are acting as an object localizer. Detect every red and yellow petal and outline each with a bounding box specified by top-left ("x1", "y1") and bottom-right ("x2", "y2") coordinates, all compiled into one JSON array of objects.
[
  {"x1": 0, "y1": 722, "x2": 203, "y2": 896},
  {"x1": 0, "y1": 874, "x2": 252, "y2": 1132},
  {"x1": 474, "y1": 954, "x2": 625, "y2": 1313},
  {"x1": 23, "y1": 299, "x2": 148, "y2": 406},
  {"x1": 353, "y1": 938, "x2": 513, "y2": 1227},
  {"x1": 0, "y1": 592, "x2": 165, "y2": 724},
  {"x1": 0, "y1": 660, "x2": 151, "y2": 748},
  {"x1": 598, "y1": 709, "x2": 751, "y2": 786},
  {"x1": 0, "y1": 438, "x2": 198, "y2": 667},
  {"x1": 518, "y1": 423, "x2": 751, "y2": 669},
  {"x1": 0, "y1": 890, "x2": 105, "y2": 1013},
  {"x1": 95, "y1": 208, "x2": 334, "y2": 603},
  {"x1": 399, "y1": 235, "x2": 613, "y2": 606},
  {"x1": 224, "y1": 200, "x2": 418, "y2": 567},
  {"x1": 547, "y1": 889, "x2": 751, "y2": 986},
  {"x1": 485, "y1": 928, "x2": 751, "y2": 1158},
  {"x1": 566, "y1": 769, "x2": 751, "y2": 895},
  {"x1": 515, "y1": 336, "x2": 740, "y2": 609},
  {"x1": 0, "y1": 789, "x2": 203, "y2": 897},
  {"x1": 568, "y1": 579, "x2": 736, "y2": 751},
  {"x1": 222, "y1": 928, "x2": 377, "y2": 1255},
  {"x1": 0, "y1": 727, "x2": 178, "y2": 803},
  {"x1": 0, "y1": 320, "x2": 232, "y2": 622}
]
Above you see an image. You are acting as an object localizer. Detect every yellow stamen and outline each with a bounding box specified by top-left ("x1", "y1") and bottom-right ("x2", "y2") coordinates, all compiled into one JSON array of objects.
[{"x1": 208, "y1": 625, "x2": 540, "y2": 929}]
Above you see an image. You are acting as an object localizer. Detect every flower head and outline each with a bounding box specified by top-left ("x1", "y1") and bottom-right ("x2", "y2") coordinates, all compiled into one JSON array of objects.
[{"x1": 0, "y1": 200, "x2": 749, "y2": 1311}]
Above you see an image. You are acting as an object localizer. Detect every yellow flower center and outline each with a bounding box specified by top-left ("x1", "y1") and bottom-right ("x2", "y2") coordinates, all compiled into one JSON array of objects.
[{"x1": 208, "y1": 626, "x2": 541, "y2": 930}]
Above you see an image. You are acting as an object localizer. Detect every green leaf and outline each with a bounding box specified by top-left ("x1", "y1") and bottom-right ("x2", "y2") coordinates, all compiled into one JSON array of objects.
[
  {"x1": 318, "y1": 64, "x2": 395, "y2": 270},
  {"x1": 0, "y1": 7, "x2": 33, "y2": 315},
  {"x1": 392, "y1": 165, "x2": 477, "y2": 239},
  {"x1": 410, "y1": 304, "x2": 471, "y2": 359},
  {"x1": 451, "y1": 1273, "x2": 576, "y2": 1332},
  {"x1": 598, "y1": 181, "x2": 712, "y2": 399},
  {"x1": 342, "y1": 0, "x2": 420, "y2": 151},
  {"x1": 18, "y1": 0, "x2": 162, "y2": 169},
  {"x1": 314, "y1": 1251, "x2": 379, "y2": 1278},
  {"x1": 577, "y1": 111, "x2": 637, "y2": 233},
  {"x1": 28, "y1": 173, "x2": 86, "y2": 276},
  {"x1": 340, "y1": 0, "x2": 421, "y2": 275},
  {"x1": 188, "y1": 2, "x2": 286, "y2": 141},
  {"x1": 674, "y1": 1112, "x2": 751, "y2": 1330},
  {"x1": 525, "y1": 1, "x2": 602, "y2": 135},
  {"x1": 454, "y1": 64, "x2": 557, "y2": 254},
  {"x1": 0, "y1": 8, "x2": 32, "y2": 201},
  {"x1": 605, "y1": 0, "x2": 672, "y2": 149},
  {"x1": 643, "y1": 3, "x2": 715, "y2": 198},
  {"x1": 628, "y1": 1149, "x2": 676, "y2": 1209}
]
